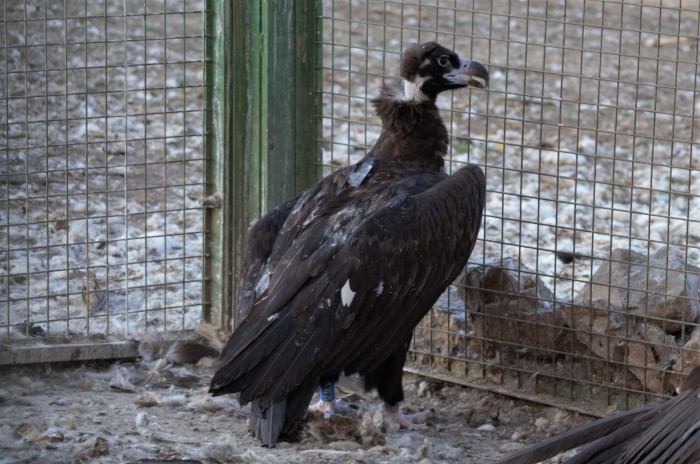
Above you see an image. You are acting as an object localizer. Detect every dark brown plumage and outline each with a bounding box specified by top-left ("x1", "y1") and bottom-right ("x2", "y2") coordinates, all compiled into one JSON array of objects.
[
  {"x1": 210, "y1": 42, "x2": 489, "y2": 446},
  {"x1": 499, "y1": 366, "x2": 700, "y2": 464}
]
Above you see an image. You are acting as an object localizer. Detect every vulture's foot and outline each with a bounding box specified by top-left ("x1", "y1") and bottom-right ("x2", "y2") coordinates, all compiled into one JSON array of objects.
[
  {"x1": 308, "y1": 399, "x2": 357, "y2": 418},
  {"x1": 388, "y1": 406, "x2": 433, "y2": 430}
]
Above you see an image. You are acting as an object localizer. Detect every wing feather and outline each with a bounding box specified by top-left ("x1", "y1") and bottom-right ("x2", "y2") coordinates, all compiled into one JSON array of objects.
[
  {"x1": 243, "y1": 329, "x2": 322, "y2": 406},
  {"x1": 236, "y1": 196, "x2": 300, "y2": 322},
  {"x1": 335, "y1": 164, "x2": 485, "y2": 375},
  {"x1": 262, "y1": 329, "x2": 326, "y2": 406},
  {"x1": 211, "y1": 313, "x2": 295, "y2": 394},
  {"x1": 211, "y1": 163, "x2": 485, "y2": 412}
]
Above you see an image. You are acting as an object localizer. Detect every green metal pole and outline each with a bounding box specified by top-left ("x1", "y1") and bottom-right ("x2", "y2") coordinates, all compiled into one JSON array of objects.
[{"x1": 204, "y1": 0, "x2": 320, "y2": 331}]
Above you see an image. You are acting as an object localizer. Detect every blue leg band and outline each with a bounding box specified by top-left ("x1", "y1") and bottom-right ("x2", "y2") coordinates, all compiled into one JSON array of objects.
[{"x1": 319, "y1": 381, "x2": 335, "y2": 402}]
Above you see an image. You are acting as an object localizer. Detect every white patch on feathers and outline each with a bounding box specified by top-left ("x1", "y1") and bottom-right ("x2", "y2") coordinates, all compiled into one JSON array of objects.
[
  {"x1": 403, "y1": 77, "x2": 429, "y2": 102},
  {"x1": 301, "y1": 203, "x2": 322, "y2": 228},
  {"x1": 375, "y1": 281, "x2": 384, "y2": 295},
  {"x1": 348, "y1": 157, "x2": 374, "y2": 186},
  {"x1": 266, "y1": 313, "x2": 279, "y2": 322},
  {"x1": 254, "y1": 265, "x2": 270, "y2": 295},
  {"x1": 341, "y1": 279, "x2": 356, "y2": 307}
]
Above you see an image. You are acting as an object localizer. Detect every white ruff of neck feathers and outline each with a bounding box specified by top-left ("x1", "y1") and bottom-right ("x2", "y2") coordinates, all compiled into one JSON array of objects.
[{"x1": 403, "y1": 77, "x2": 429, "y2": 102}]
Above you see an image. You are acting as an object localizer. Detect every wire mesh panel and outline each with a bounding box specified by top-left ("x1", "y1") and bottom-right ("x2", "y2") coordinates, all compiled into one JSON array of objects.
[
  {"x1": 0, "y1": 0, "x2": 206, "y2": 343},
  {"x1": 321, "y1": 0, "x2": 700, "y2": 411}
]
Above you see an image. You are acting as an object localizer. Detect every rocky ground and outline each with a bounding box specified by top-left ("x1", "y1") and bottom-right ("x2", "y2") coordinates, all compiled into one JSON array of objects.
[{"x1": 0, "y1": 352, "x2": 595, "y2": 464}]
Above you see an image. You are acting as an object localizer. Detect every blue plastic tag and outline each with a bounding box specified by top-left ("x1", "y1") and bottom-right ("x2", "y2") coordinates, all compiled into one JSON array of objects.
[{"x1": 319, "y1": 382, "x2": 335, "y2": 402}]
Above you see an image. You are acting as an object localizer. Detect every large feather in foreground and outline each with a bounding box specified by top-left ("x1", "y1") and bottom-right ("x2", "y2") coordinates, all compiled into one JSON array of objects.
[{"x1": 499, "y1": 366, "x2": 700, "y2": 464}]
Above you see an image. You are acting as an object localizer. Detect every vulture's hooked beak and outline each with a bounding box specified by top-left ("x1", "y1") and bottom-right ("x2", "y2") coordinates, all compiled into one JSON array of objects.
[{"x1": 446, "y1": 58, "x2": 489, "y2": 89}]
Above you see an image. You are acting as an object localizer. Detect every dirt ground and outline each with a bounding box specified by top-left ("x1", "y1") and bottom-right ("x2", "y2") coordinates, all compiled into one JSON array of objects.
[{"x1": 0, "y1": 349, "x2": 595, "y2": 464}]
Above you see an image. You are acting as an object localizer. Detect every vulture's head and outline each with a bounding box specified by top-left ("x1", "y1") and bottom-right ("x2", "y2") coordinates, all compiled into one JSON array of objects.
[{"x1": 400, "y1": 42, "x2": 489, "y2": 102}]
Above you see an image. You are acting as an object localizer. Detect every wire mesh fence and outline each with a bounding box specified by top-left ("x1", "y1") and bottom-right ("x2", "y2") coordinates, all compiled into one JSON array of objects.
[
  {"x1": 321, "y1": 0, "x2": 700, "y2": 411},
  {"x1": 1, "y1": 0, "x2": 206, "y2": 344},
  {"x1": 3, "y1": 0, "x2": 699, "y2": 413}
]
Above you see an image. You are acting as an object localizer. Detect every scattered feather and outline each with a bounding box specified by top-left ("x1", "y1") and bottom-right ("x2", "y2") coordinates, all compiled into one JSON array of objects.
[
  {"x1": 478, "y1": 423, "x2": 497, "y2": 432},
  {"x1": 159, "y1": 394, "x2": 187, "y2": 406},
  {"x1": 109, "y1": 367, "x2": 138, "y2": 393}
]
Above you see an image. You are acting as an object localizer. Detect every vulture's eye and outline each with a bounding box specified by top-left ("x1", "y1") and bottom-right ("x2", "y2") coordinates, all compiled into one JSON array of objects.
[{"x1": 437, "y1": 55, "x2": 450, "y2": 67}]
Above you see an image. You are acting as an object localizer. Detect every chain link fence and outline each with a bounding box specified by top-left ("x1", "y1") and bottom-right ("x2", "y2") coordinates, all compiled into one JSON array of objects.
[
  {"x1": 1, "y1": 0, "x2": 206, "y2": 347},
  {"x1": 3, "y1": 0, "x2": 699, "y2": 413}
]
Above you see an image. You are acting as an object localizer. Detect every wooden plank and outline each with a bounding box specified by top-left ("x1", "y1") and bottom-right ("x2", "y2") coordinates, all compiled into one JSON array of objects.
[
  {"x1": 266, "y1": 0, "x2": 295, "y2": 209},
  {"x1": 213, "y1": 0, "x2": 321, "y2": 330},
  {"x1": 0, "y1": 331, "x2": 194, "y2": 366},
  {"x1": 249, "y1": 0, "x2": 266, "y2": 219},
  {"x1": 404, "y1": 365, "x2": 608, "y2": 419},
  {"x1": 203, "y1": 0, "x2": 235, "y2": 329},
  {"x1": 227, "y1": 0, "x2": 252, "y2": 332},
  {"x1": 257, "y1": 0, "x2": 321, "y2": 211},
  {"x1": 0, "y1": 340, "x2": 140, "y2": 365},
  {"x1": 229, "y1": 0, "x2": 263, "y2": 331},
  {"x1": 294, "y1": 0, "x2": 322, "y2": 193}
]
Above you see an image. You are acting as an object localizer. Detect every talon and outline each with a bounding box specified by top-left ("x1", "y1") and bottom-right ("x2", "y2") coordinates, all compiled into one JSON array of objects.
[
  {"x1": 308, "y1": 399, "x2": 335, "y2": 418},
  {"x1": 309, "y1": 381, "x2": 340, "y2": 418},
  {"x1": 308, "y1": 399, "x2": 356, "y2": 418},
  {"x1": 389, "y1": 406, "x2": 432, "y2": 430}
]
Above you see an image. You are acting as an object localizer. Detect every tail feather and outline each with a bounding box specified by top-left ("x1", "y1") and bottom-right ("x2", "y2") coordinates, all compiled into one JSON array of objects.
[
  {"x1": 248, "y1": 375, "x2": 319, "y2": 447},
  {"x1": 250, "y1": 399, "x2": 286, "y2": 447}
]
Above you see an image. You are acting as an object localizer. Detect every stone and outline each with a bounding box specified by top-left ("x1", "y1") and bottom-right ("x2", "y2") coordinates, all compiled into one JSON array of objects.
[
  {"x1": 560, "y1": 297, "x2": 679, "y2": 394},
  {"x1": 459, "y1": 258, "x2": 566, "y2": 362},
  {"x1": 576, "y1": 247, "x2": 700, "y2": 333},
  {"x1": 674, "y1": 328, "x2": 700, "y2": 379},
  {"x1": 414, "y1": 302, "x2": 468, "y2": 358},
  {"x1": 560, "y1": 298, "x2": 628, "y2": 361}
]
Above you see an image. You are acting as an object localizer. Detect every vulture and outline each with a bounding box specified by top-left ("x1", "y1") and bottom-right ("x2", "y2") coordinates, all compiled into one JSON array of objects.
[
  {"x1": 498, "y1": 365, "x2": 700, "y2": 464},
  {"x1": 209, "y1": 42, "x2": 489, "y2": 446}
]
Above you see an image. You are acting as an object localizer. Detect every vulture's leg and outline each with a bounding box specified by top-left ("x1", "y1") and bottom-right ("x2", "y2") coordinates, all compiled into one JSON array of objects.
[
  {"x1": 364, "y1": 337, "x2": 432, "y2": 429},
  {"x1": 307, "y1": 378, "x2": 357, "y2": 417}
]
